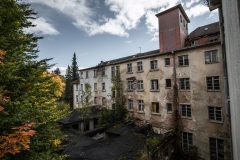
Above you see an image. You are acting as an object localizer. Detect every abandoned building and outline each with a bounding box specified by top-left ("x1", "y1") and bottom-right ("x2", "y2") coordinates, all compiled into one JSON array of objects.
[{"x1": 73, "y1": 4, "x2": 231, "y2": 160}]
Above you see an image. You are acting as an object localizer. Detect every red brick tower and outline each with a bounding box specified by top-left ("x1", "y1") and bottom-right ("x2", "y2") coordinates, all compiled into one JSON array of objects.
[{"x1": 156, "y1": 4, "x2": 190, "y2": 53}]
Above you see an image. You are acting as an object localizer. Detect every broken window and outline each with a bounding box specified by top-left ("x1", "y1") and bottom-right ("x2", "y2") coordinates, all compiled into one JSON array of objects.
[
  {"x1": 150, "y1": 79, "x2": 159, "y2": 90},
  {"x1": 208, "y1": 106, "x2": 222, "y2": 122},
  {"x1": 94, "y1": 97, "x2": 97, "y2": 104},
  {"x1": 128, "y1": 99, "x2": 133, "y2": 110},
  {"x1": 150, "y1": 60, "x2": 158, "y2": 70},
  {"x1": 207, "y1": 76, "x2": 220, "y2": 91},
  {"x1": 137, "y1": 61, "x2": 143, "y2": 72},
  {"x1": 137, "y1": 80, "x2": 144, "y2": 91},
  {"x1": 94, "y1": 83, "x2": 97, "y2": 91},
  {"x1": 181, "y1": 104, "x2": 191, "y2": 118},
  {"x1": 127, "y1": 63, "x2": 132, "y2": 73},
  {"x1": 205, "y1": 50, "x2": 218, "y2": 64},
  {"x1": 165, "y1": 58, "x2": 170, "y2": 66},
  {"x1": 166, "y1": 103, "x2": 172, "y2": 113},
  {"x1": 102, "y1": 97, "x2": 106, "y2": 105},
  {"x1": 101, "y1": 68, "x2": 105, "y2": 77},
  {"x1": 209, "y1": 137, "x2": 224, "y2": 160},
  {"x1": 178, "y1": 55, "x2": 189, "y2": 66},
  {"x1": 138, "y1": 100, "x2": 144, "y2": 112},
  {"x1": 86, "y1": 71, "x2": 89, "y2": 78},
  {"x1": 102, "y1": 83, "x2": 106, "y2": 91},
  {"x1": 94, "y1": 70, "x2": 97, "y2": 78},
  {"x1": 80, "y1": 71, "x2": 83, "y2": 78},
  {"x1": 111, "y1": 66, "x2": 115, "y2": 78},
  {"x1": 112, "y1": 90, "x2": 116, "y2": 98},
  {"x1": 179, "y1": 78, "x2": 190, "y2": 90},
  {"x1": 152, "y1": 102, "x2": 160, "y2": 113},
  {"x1": 76, "y1": 95, "x2": 79, "y2": 103},
  {"x1": 116, "y1": 66, "x2": 120, "y2": 75},
  {"x1": 166, "y1": 79, "x2": 172, "y2": 88},
  {"x1": 127, "y1": 80, "x2": 134, "y2": 91},
  {"x1": 182, "y1": 132, "x2": 193, "y2": 150}
]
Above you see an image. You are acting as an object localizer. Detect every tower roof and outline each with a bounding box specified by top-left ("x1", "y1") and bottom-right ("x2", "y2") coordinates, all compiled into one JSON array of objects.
[{"x1": 155, "y1": 4, "x2": 190, "y2": 23}]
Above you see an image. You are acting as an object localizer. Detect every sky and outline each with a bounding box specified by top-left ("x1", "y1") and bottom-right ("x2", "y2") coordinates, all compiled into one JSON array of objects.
[{"x1": 23, "y1": 0, "x2": 219, "y2": 75}]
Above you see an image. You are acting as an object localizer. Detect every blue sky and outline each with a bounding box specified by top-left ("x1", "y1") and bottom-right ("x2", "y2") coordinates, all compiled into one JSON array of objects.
[{"x1": 24, "y1": 0, "x2": 219, "y2": 75}]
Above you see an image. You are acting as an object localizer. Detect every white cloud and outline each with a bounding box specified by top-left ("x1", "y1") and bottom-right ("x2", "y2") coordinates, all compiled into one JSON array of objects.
[
  {"x1": 185, "y1": 4, "x2": 209, "y2": 17},
  {"x1": 27, "y1": 0, "x2": 212, "y2": 40},
  {"x1": 51, "y1": 66, "x2": 67, "y2": 75},
  {"x1": 24, "y1": 17, "x2": 59, "y2": 36}
]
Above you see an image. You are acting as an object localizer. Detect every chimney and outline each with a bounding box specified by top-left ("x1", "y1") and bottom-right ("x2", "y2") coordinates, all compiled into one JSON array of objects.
[{"x1": 156, "y1": 4, "x2": 190, "y2": 53}]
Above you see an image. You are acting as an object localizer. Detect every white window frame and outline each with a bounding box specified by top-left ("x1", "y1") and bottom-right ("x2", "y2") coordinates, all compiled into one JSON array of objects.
[
  {"x1": 127, "y1": 63, "x2": 132, "y2": 73},
  {"x1": 181, "y1": 104, "x2": 192, "y2": 118},
  {"x1": 137, "y1": 80, "x2": 144, "y2": 91},
  {"x1": 137, "y1": 61, "x2": 143, "y2": 72},
  {"x1": 128, "y1": 99, "x2": 133, "y2": 110},
  {"x1": 138, "y1": 100, "x2": 144, "y2": 112},
  {"x1": 150, "y1": 60, "x2": 158, "y2": 70},
  {"x1": 150, "y1": 79, "x2": 159, "y2": 91}
]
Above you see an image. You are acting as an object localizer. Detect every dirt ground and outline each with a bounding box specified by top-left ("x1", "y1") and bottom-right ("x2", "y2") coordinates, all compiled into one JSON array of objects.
[{"x1": 62, "y1": 124, "x2": 146, "y2": 160}]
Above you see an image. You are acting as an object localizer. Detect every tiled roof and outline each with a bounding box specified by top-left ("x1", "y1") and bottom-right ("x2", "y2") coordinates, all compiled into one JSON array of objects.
[{"x1": 188, "y1": 22, "x2": 220, "y2": 39}]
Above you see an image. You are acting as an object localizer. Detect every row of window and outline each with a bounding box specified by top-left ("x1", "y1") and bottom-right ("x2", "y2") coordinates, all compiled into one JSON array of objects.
[
  {"x1": 127, "y1": 99, "x2": 223, "y2": 122},
  {"x1": 182, "y1": 132, "x2": 224, "y2": 160},
  {"x1": 127, "y1": 76, "x2": 220, "y2": 91},
  {"x1": 80, "y1": 50, "x2": 218, "y2": 79}
]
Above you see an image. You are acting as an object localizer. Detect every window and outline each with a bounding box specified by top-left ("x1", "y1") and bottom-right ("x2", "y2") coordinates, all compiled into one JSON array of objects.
[
  {"x1": 80, "y1": 71, "x2": 83, "y2": 78},
  {"x1": 137, "y1": 80, "x2": 144, "y2": 91},
  {"x1": 166, "y1": 103, "x2": 172, "y2": 113},
  {"x1": 94, "y1": 97, "x2": 97, "y2": 104},
  {"x1": 151, "y1": 79, "x2": 159, "y2": 91},
  {"x1": 138, "y1": 100, "x2": 144, "y2": 112},
  {"x1": 208, "y1": 106, "x2": 222, "y2": 122},
  {"x1": 102, "y1": 97, "x2": 106, "y2": 105},
  {"x1": 152, "y1": 102, "x2": 160, "y2": 113},
  {"x1": 182, "y1": 132, "x2": 193, "y2": 150},
  {"x1": 101, "y1": 68, "x2": 105, "y2": 77},
  {"x1": 127, "y1": 80, "x2": 134, "y2": 91},
  {"x1": 209, "y1": 138, "x2": 224, "y2": 160},
  {"x1": 150, "y1": 60, "x2": 158, "y2": 70},
  {"x1": 112, "y1": 90, "x2": 116, "y2": 98},
  {"x1": 207, "y1": 76, "x2": 220, "y2": 91},
  {"x1": 180, "y1": 15, "x2": 182, "y2": 23},
  {"x1": 178, "y1": 55, "x2": 189, "y2": 66},
  {"x1": 179, "y1": 78, "x2": 190, "y2": 90},
  {"x1": 181, "y1": 104, "x2": 191, "y2": 118},
  {"x1": 94, "y1": 70, "x2": 97, "y2": 78},
  {"x1": 165, "y1": 58, "x2": 170, "y2": 66},
  {"x1": 112, "y1": 103, "x2": 116, "y2": 110},
  {"x1": 102, "y1": 83, "x2": 106, "y2": 91},
  {"x1": 137, "y1": 61, "x2": 143, "y2": 72},
  {"x1": 94, "y1": 83, "x2": 97, "y2": 91},
  {"x1": 205, "y1": 50, "x2": 218, "y2": 64},
  {"x1": 81, "y1": 84, "x2": 83, "y2": 91},
  {"x1": 111, "y1": 66, "x2": 115, "y2": 78},
  {"x1": 127, "y1": 63, "x2": 132, "y2": 73},
  {"x1": 116, "y1": 66, "x2": 120, "y2": 75},
  {"x1": 76, "y1": 84, "x2": 79, "y2": 91},
  {"x1": 166, "y1": 79, "x2": 172, "y2": 88},
  {"x1": 128, "y1": 99, "x2": 133, "y2": 110},
  {"x1": 86, "y1": 71, "x2": 89, "y2": 78},
  {"x1": 76, "y1": 95, "x2": 79, "y2": 103}
]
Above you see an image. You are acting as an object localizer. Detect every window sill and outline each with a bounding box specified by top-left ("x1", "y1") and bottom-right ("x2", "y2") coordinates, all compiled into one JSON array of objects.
[
  {"x1": 165, "y1": 65, "x2": 170, "y2": 67},
  {"x1": 137, "y1": 111, "x2": 145, "y2": 114},
  {"x1": 181, "y1": 117, "x2": 192, "y2": 120},
  {"x1": 209, "y1": 120, "x2": 223, "y2": 124},
  {"x1": 149, "y1": 69, "x2": 159, "y2": 72},
  {"x1": 165, "y1": 87, "x2": 172, "y2": 89},
  {"x1": 178, "y1": 65, "x2": 189, "y2": 67},
  {"x1": 207, "y1": 90, "x2": 221, "y2": 92},
  {"x1": 137, "y1": 89, "x2": 144, "y2": 92},
  {"x1": 167, "y1": 111, "x2": 173, "y2": 114},
  {"x1": 150, "y1": 89, "x2": 160, "y2": 92},
  {"x1": 127, "y1": 72, "x2": 133, "y2": 74},
  {"x1": 205, "y1": 62, "x2": 219, "y2": 64},
  {"x1": 136, "y1": 71, "x2": 144, "y2": 73},
  {"x1": 127, "y1": 90, "x2": 134, "y2": 92},
  {"x1": 151, "y1": 113, "x2": 160, "y2": 116},
  {"x1": 179, "y1": 89, "x2": 191, "y2": 92},
  {"x1": 102, "y1": 90, "x2": 106, "y2": 92}
]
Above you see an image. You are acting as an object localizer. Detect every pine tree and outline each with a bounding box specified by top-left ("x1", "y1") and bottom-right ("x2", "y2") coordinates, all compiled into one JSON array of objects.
[
  {"x1": 54, "y1": 67, "x2": 61, "y2": 75},
  {"x1": 0, "y1": 0, "x2": 66, "y2": 159},
  {"x1": 71, "y1": 52, "x2": 79, "y2": 81},
  {"x1": 64, "y1": 65, "x2": 73, "y2": 107}
]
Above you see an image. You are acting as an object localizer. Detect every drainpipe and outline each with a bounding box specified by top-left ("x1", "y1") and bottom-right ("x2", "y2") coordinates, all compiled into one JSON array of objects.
[{"x1": 219, "y1": 5, "x2": 233, "y2": 160}]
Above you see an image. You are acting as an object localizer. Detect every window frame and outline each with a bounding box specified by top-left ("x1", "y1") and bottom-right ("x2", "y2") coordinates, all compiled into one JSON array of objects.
[
  {"x1": 94, "y1": 83, "x2": 97, "y2": 91},
  {"x1": 181, "y1": 104, "x2": 192, "y2": 118},
  {"x1": 206, "y1": 76, "x2": 220, "y2": 91},
  {"x1": 166, "y1": 103, "x2": 173, "y2": 113},
  {"x1": 86, "y1": 71, "x2": 89, "y2": 78},
  {"x1": 164, "y1": 58, "x2": 170, "y2": 66},
  {"x1": 179, "y1": 78, "x2": 190, "y2": 90},
  {"x1": 208, "y1": 106, "x2": 223, "y2": 122},
  {"x1": 127, "y1": 63, "x2": 133, "y2": 73},
  {"x1": 152, "y1": 102, "x2": 160, "y2": 114},
  {"x1": 102, "y1": 82, "x2": 106, "y2": 91},
  {"x1": 178, "y1": 55, "x2": 189, "y2": 66},
  {"x1": 205, "y1": 50, "x2": 218, "y2": 64},
  {"x1": 209, "y1": 137, "x2": 224, "y2": 160},
  {"x1": 150, "y1": 79, "x2": 159, "y2": 91},
  {"x1": 137, "y1": 80, "x2": 144, "y2": 91},
  {"x1": 165, "y1": 79, "x2": 172, "y2": 88},
  {"x1": 150, "y1": 60, "x2": 158, "y2": 70},
  {"x1": 128, "y1": 99, "x2": 133, "y2": 110},
  {"x1": 137, "y1": 61, "x2": 143, "y2": 72},
  {"x1": 127, "y1": 80, "x2": 134, "y2": 91},
  {"x1": 182, "y1": 132, "x2": 193, "y2": 151},
  {"x1": 138, "y1": 100, "x2": 144, "y2": 112}
]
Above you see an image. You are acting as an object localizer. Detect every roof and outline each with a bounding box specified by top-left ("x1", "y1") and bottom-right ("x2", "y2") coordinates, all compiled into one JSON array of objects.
[
  {"x1": 79, "y1": 41, "x2": 220, "y2": 72},
  {"x1": 155, "y1": 4, "x2": 190, "y2": 23},
  {"x1": 188, "y1": 22, "x2": 220, "y2": 39}
]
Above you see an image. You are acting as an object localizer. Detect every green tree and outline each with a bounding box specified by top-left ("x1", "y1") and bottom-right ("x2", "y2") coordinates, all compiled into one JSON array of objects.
[
  {"x1": 64, "y1": 65, "x2": 73, "y2": 107},
  {"x1": 53, "y1": 67, "x2": 61, "y2": 76},
  {"x1": 80, "y1": 83, "x2": 92, "y2": 108},
  {"x1": 0, "y1": 0, "x2": 66, "y2": 159},
  {"x1": 71, "y1": 52, "x2": 79, "y2": 81}
]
